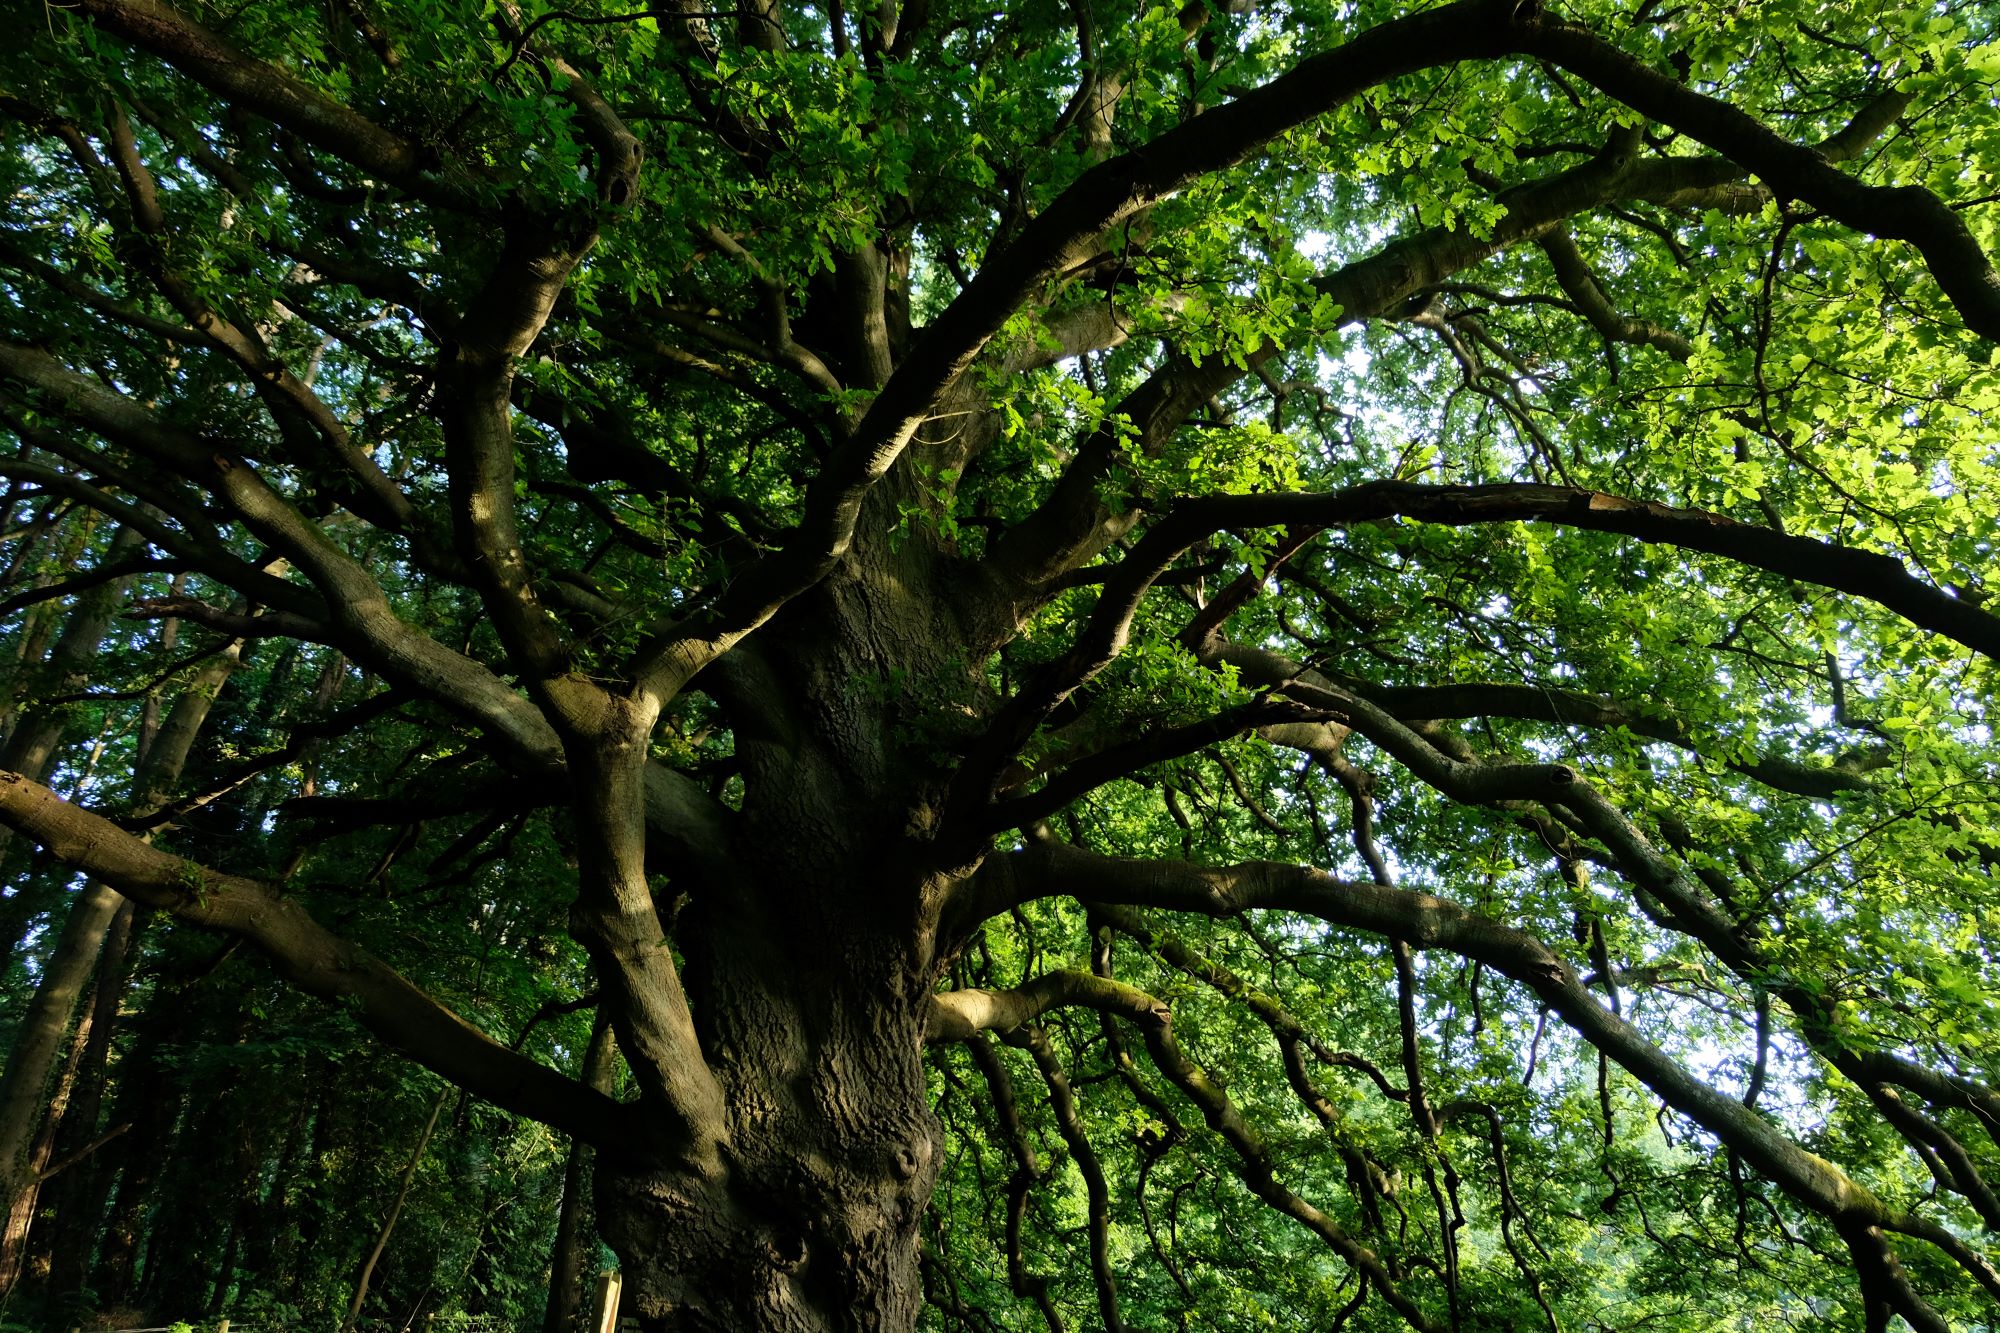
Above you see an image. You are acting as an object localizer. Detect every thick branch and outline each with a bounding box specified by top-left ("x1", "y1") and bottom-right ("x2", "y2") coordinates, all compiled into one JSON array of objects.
[
  {"x1": 1516, "y1": 14, "x2": 2000, "y2": 340},
  {"x1": 1358, "y1": 678, "x2": 1882, "y2": 799},
  {"x1": 72, "y1": 0, "x2": 479, "y2": 210},
  {"x1": 442, "y1": 228, "x2": 597, "y2": 691},
  {"x1": 929, "y1": 969, "x2": 1166, "y2": 1041},
  {"x1": 962, "y1": 839, "x2": 1946, "y2": 1261},
  {"x1": 0, "y1": 768, "x2": 632, "y2": 1151},
  {"x1": 1536, "y1": 226, "x2": 1693, "y2": 360},
  {"x1": 1163, "y1": 482, "x2": 2000, "y2": 662},
  {"x1": 632, "y1": 1, "x2": 1521, "y2": 701}
]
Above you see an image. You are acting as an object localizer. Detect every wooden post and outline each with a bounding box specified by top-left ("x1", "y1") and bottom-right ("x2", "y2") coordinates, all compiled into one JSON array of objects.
[
  {"x1": 591, "y1": 1269, "x2": 621, "y2": 1333},
  {"x1": 215, "y1": 1319, "x2": 230, "y2": 1333}
]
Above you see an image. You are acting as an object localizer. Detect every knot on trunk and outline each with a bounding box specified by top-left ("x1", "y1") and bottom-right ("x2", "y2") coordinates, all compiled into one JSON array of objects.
[{"x1": 764, "y1": 1229, "x2": 808, "y2": 1272}]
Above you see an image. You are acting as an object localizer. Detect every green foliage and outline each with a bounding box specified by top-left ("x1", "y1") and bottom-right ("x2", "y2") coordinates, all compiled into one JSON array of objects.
[{"x1": 4, "y1": 0, "x2": 2000, "y2": 1329}]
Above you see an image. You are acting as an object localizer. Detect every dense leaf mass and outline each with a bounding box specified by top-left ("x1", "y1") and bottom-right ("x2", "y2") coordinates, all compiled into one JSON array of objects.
[{"x1": 3, "y1": 0, "x2": 2000, "y2": 1329}]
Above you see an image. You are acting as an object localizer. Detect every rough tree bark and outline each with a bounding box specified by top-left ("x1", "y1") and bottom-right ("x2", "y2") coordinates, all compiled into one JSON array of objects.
[
  {"x1": 0, "y1": 880, "x2": 120, "y2": 1297},
  {"x1": 581, "y1": 561, "x2": 963, "y2": 1330}
]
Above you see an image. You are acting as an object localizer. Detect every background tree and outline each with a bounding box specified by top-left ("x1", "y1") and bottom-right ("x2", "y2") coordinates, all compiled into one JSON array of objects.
[{"x1": 3, "y1": 0, "x2": 2000, "y2": 1330}]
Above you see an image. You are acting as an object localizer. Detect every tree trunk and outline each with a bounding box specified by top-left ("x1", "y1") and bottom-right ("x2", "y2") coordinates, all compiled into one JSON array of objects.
[
  {"x1": 543, "y1": 1015, "x2": 618, "y2": 1333},
  {"x1": 206, "y1": 1114, "x2": 268, "y2": 1316},
  {"x1": 589, "y1": 578, "x2": 953, "y2": 1333},
  {"x1": 254, "y1": 1064, "x2": 324, "y2": 1307},
  {"x1": 0, "y1": 984, "x2": 95, "y2": 1299},
  {"x1": 0, "y1": 510, "x2": 104, "y2": 745},
  {"x1": 591, "y1": 951, "x2": 938, "y2": 1333},
  {"x1": 0, "y1": 880, "x2": 120, "y2": 1297},
  {"x1": 0, "y1": 641, "x2": 244, "y2": 1297},
  {"x1": 91, "y1": 1033, "x2": 181, "y2": 1309},
  {"x1": 343, "y1": 1091, "x2": 447, "y2": 1333},
  {"x1": 588, "y1": 820, "x2": 948, "y2": 1320},
  {"x1": 37, "y1": 900, "x2": 140, "y2": 1315},
  {"x1": 0, "y1": 526, "x2": 146, "y2": 964}
]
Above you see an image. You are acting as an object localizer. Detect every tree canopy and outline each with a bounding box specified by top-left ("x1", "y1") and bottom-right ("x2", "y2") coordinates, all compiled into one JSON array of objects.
[{"x1": 3, "y1": 0, "x2": 2000, "y2": 1329}]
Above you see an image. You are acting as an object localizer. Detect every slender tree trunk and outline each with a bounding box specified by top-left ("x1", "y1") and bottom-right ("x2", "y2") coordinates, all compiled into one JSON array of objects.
[
  {"x1": 235, "y1": 1067, "x2": 313, "y2": 1297},
  {"x1": 257, "y1": 1064, "x2": 324, "y2": 1306},
  {"x1": 0, "y1": 527, "x2": 146, "y2": 965},
  {"x1": 343, "y1": 1091, "x2": 447, "y2": 1333},
  {"x1": 0, "y1": 881, "x2": 120, "y2": 1298},
  {"x1": 94, "y1": 889, "x2": 248, "y2": 1303},
  {"x1": 206, "y1": 1206, "x2": 240, "y2": 1316},
  {"x1": 139, "y1": 1044, "x2": 251, "y2": 1316},
  {"x1": 0, "y1": 988, "x2": 94, "y2": 1299},
  {"x1": 0, "y1": 642, "x2": 243, "y2": 1297},
  {"x1": 0, "y1": 507, "x2": 101, "y2": 746},
  {"x1": 200, "y1": 1111, "x2": 268, "y2": 1318},
  {"x1": 135, "y1": 601, "x2": 183, "y2": 763},
  {"x1": 543, "y1": 1015, "x2": 618, "y2": 1333},
  {"x1": 91, "y1": 1034, "x2": 181, "y2": 1309},
  {"x1": 37, "y1": 900, "x2": 140, "y2": 1314}
]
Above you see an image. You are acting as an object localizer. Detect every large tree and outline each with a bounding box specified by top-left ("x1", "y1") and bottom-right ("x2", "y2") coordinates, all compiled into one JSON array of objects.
[{"x1": 4, "y1": 0, "x2": 2000, "y2": 1328}]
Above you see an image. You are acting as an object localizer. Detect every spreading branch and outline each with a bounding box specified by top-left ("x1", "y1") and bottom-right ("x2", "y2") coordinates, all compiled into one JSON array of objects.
[{"x1": 0, "y1": 768, "x2": 633, "y2": 1151}]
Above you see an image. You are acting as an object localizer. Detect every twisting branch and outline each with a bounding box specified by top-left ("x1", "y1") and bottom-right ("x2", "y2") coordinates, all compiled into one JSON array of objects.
[
  {"x1": 0, "y1": 352, "x2": 737, "y2": 883},
  {"x1": 440, "y1": 226, "x2": 602, "y2": 694},
  {"x1": 1095, "y1": 903, "x2": 1415, "y2": 1244},
  {"x1": 1321, "y1": 738, "x2": 1466, "y2": 1317},
  {"x1": 0, "y1": 340, "x2": 582, "y2": 768},
  {"x1": 929, "y1": 968, "x2": 1159, "y2": 1042},
  {"x1": 999, "y1": 1025, "x2": 1127, "y2": 1333},
  {"x1": 124, "y1": 596, "x2": 324, "y2": 642},
  {"x1": 1436, "y1": 1100, "x2": 1557, "y2": 1332},
  {"x1": 0, "y1": 557, "x2": 183, "y2": 621},
  {"x1": 1092, "y1": 904, "x2": 1407, "y2": 1105},
  {"x1": 955, "y1": 836, "x2": 1996, "y2": 1323},
  {"x1": 1536, "y1": 226, "x2": 1693, "y2": 363},
  {"x1": 934, "y1": 965, "x2": 1447, "y2": 1333},
  {"x1": 963, "y1": 1036, "x2": 1067, "y2": 1333}
]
